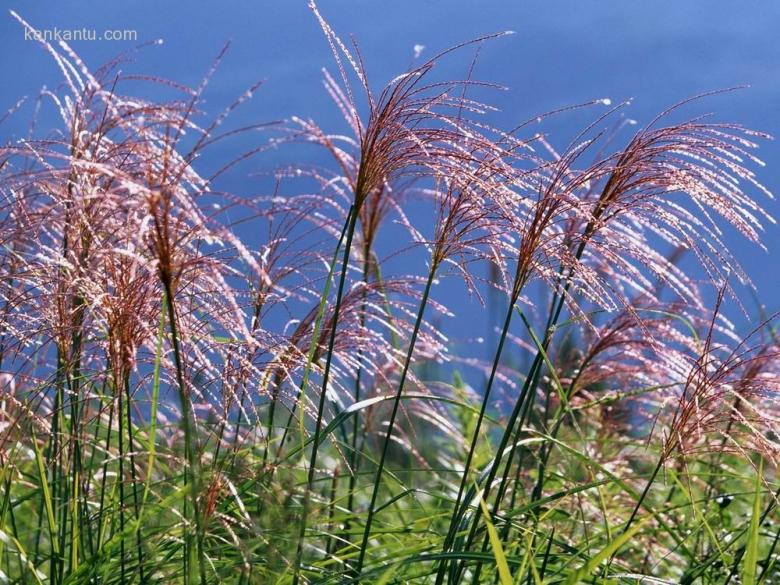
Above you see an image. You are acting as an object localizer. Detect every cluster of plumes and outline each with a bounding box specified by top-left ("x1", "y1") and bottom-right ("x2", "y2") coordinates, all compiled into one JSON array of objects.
[
  {"x1": 526, "y1": 284, "x2": 780, "y2": 465},
  {"x1": 0, "y1": 13, "x2": 418, "y2": 460},
  {"x1": 300, "y1": 0, "x2": 780, "y2": 473},
  {"x1": 660, "y1": 291, "x2": 780, "y2": 461},
  {"x1": 490, "y1": 100, "x2": 774, "y2": 322},
  {"x1": 0, "y1": 2, "x2": 778, "y2": 477},
  {"x1": 1, "y1": 1, "x2": 523, "y2": 464},
  {"x1": 292, "y1": 2, "x2": 526, "y2": 291},
  {"x1": 478, "y1": 98, "x2": 779, "y2": 462},
  {"x1": 0, "y1": 20, "x2": 253, "y2": 446}
]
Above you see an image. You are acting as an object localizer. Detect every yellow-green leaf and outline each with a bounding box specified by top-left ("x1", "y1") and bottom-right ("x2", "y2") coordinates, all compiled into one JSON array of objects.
[
  {"x1": 742, "y1": 459, "x2": 763, "y2": 585},
  {"x1": 477, "y1": 485, "x2": 513, "y2": 585}
]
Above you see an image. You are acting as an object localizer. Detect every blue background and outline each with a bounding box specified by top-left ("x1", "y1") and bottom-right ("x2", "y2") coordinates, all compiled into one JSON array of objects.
[{"x1": 1, "y1": 1, "x2": 778, "y2": 347}]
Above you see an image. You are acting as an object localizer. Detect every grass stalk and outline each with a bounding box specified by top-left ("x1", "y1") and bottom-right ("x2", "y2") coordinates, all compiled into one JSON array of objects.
[
  {"x1": 455, "y1": 261, "x2": 582, "y2": 582},
  {"x1": 353, "y1": 264, "x2": 437, "y2": 577},
  {"x1": 123, "y1": 375, "x2": 146, "y2": 581},
  {"x1": 293, "y1": 207, "x2": 358, "y2": 585},
  {"x1": 273, "y1": 208, "x2": 354, "y2": 467},
  {"x1": 435, "y1": 291, "x2": 517, "y2": 584},
  {"x1": 117, "y1": 384, "x2": 126, "y2": 583},
  {"x1": 341, "y1": 252, "x2": 371, "y2": 566},
  {"x1": 162, "y1": 281, "x2": 207, "y2": 585}
]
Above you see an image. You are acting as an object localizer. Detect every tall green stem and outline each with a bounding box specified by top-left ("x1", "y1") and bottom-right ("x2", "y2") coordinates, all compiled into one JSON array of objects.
[
  {"x1": 96, "y1": 400, "x2": 115, "y2": 551},
  {"x1": 456, "y1": 264, "x2": 576, "y2": 583},
  {"x1": 123, "y1": 375, "x2": 145, "y2": 581},
  {"x1": 162, "y1": 282, "x2": 207, "y2": 585},
  {"x1": 434, "y1": 293, "x2": 516, "y2": 585},
  {"x1": 293, "y1": 209, "x2": 358, "y2": 585},
  {"x1": 354, "y1": 264, "x2": 437, "y2": 577},
  {"x1": 272, "y1": 208, "x2": 353, "y2": 467},
  {"x1": 117, "y1": 377, "x2": 126, "y2": 583},
  {"x1": 342, "y1": 253, "x2": 371, "y2": 567}
]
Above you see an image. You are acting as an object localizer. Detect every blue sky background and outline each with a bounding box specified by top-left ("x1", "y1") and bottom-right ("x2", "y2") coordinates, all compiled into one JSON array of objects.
[{"x1": 1, "y1": 1, "x2": 778, "y2": 353}]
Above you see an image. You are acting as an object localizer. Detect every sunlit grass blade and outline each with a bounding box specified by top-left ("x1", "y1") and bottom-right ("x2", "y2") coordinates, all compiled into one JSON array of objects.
[
  {"x1": 742, "y1": 459, "x2": 763, "y2": 585},
  {"x1": 476, "y1": 487, "x2": 512, "y2": 585}
]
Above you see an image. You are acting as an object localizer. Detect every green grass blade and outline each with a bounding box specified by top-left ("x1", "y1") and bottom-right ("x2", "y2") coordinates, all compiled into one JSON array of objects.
[
  {"x1": 141, "y1": 295, "x2": 167, "y2": 513},
  {"x1": 0, "y1": 528, "x2": 46, "y2": 585},
  {"x1": 477, "y1": 486, "x2": 512, "y2": 585},
  {"x1": 30, "y1": 429, "x2": 59, "y2": 556},
  {"x1": 296, "y1": 206, "x2": 354, "y2": 453},
  {"x1": 564, "y1": 517, "x2": 648, "y2": 584},
  {"x1": 743, "y1": 459, "x2": 764, "y2": 585}
]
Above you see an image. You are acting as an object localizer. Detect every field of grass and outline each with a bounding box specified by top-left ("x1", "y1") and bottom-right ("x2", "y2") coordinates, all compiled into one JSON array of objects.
[{"x1": 1, "y1": 3, "x2": 779, "y2": 584}]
